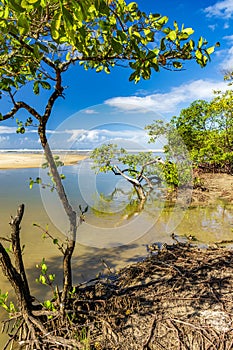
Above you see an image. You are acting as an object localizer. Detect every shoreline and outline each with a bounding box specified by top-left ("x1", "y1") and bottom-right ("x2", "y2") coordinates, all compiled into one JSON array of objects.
[{"x1": 0, "y1": 153, "x2": 87, "y2": 169}]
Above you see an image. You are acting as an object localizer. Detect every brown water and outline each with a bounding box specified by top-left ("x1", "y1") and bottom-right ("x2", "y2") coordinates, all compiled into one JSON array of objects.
[{"x1": 0, "y1": 167, "x2": 233, "y2": 347}]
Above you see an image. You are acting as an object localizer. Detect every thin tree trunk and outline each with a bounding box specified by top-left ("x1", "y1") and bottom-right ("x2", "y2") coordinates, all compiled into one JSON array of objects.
[{"x1": 38, "y1": 123, "x2": 77, "y2": 304}]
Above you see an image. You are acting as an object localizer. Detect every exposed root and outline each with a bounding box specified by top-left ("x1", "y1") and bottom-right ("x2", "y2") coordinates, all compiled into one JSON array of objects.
[{"x1": 2, "y1": 244, "x2": 232, "y2": 349}]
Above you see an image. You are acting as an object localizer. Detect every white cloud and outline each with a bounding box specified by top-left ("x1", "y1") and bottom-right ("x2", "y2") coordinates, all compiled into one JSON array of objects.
[
  {"x1": 219, "y1": 46, "x2": 233, "y2": 71},
  {"x1": 61, "y1": 128, "x2": 153, "y2": 149},
  {"x1": 204, "y1": 0, "x2": 233, "y2": 19},
  {"x1": 83, "y1": 109, "x2": 99, "y2": 114},
  {"x1": 208, "y1": 24, "x2": 218, "y2": 31},
  {"x1": 68, "y1": 128, "x2": 146, "y2": 143},
  {"x1": 0, "y1": 126, "x2": 17, "y2": 134},
  {"x1": 0, "y1": 136, "x2": 9, "y2": 142},
  {"x1": 104, "y1": 80, "x2": 228, "y2": 114},
  {"x1": 223, "y1": 34, "x2": 233, "y2": 42},
  {"x1": 64, "y1": 129, "x2": 86, "y2": 142}
]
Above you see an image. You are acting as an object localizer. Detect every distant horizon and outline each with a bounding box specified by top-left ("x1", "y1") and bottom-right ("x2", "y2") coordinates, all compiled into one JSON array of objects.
[{"x1": 0, "y1": 148, "x2": 165, "y2": 153}]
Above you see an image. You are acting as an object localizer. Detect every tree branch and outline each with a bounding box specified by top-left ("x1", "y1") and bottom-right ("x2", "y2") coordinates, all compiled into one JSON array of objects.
[
  {"x1": 138, "y1": 158, "x2": 165, "y2": 182},
  {"x1": 9, "y1": 31, "x2": 57, "y2": 70},
  {"x1": 112, "y1": 165, "x2": 141, "y2": 186},
  {"x1": 41, "y1": 67, "x2": 64, "y2": 124},
  {"x1": 1, "y1": 101, "x2": 42, "y2": 121}
]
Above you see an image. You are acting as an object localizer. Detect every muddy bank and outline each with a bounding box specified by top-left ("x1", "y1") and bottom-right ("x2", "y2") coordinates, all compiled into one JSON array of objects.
[{"x1": 191, "y1": 173, "x2": 233, "y2": 204}]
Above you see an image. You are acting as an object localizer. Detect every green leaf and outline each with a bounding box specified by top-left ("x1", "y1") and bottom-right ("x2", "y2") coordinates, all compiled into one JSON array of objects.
[
  {"x1": 111, "y1": 38, "x2": 123, "y2": 54},
  {"x1": 41, "y1": 162, "x2": 48, "y2": 169},
  {"x1": 182, "y1": 27, "x2": 194, "y2": 36},
  {"x1": 96, "y1": 65, "x2": 103, "y2": 73},
  {"x1": 160, "y1": 37, "x2": 166, "y2": 51},
  {"x1": 18, "y1": 13, "x2": 30, "y2": 35},
  {"x1": 9, "y1": 0, "x2": 23, "y2": 12},
  {"x1": 49, "y1": 274, "x2": 55, "y2": 281},
  {"x1": 206, "y1": 46, "x2": 215, "y2": 55},
  {"x1": 128, "y1": 2, "x2": 138, "y2": 12},
  {"x1": 104, "y1": 67, "x2": 110, "y2": 74},
  {"x1": 146, "y1": 51, "x2": 157, "y2": 60},
  {"x1": 36, "y1": 177, "x2": 41, "y2": 184},
  {"x1": 157, "y1": 16, "x2": 168, "y2": 26},
  {"x1": 128, "y1": 71, "x2": 136, "y2": 81},
  {"x1": 167, "y1": 30, "x2": 176, "y2": 41},
  {"x1": 16, "y1": 126, "x2": 25, "y2": 134},
  {"x1": 40, "y1": 275, "x2": 46, "y2": 284},
  {"x1": 33, "y1": 81, "x2": 39, "y2": 95},
  {"x1": 51, "y1": 12, "x2": 62, "y2": 40},
  {"x1": 37, "y1": 42, "x2": 49, "y2": 53},
  {"x1": 40, "y1": 81, "x2": 51, "y2": 90},
  {"x1": 173, "y1": 21, "x2": 178, "y2": 31},
  {"x1": 41, "y1": 262, "x2": 47, "y2": 273},
  {"x1": 198, "y1": 36, "x2": 203, "y2": 48},
  {"x1": 195, "y1": 49, "x2": 202, "y2": 60},
  {"x1": 173, "y1": 61, "x2": 182, "y2": 69},
  {"x1": 189, "y1": 39, "x2": 195, "y2": 50}
]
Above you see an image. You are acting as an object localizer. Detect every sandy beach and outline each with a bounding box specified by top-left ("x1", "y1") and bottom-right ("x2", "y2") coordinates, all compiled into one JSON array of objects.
[{"x1": 0, "y1": 153, "x2": 87, "y2": 169}]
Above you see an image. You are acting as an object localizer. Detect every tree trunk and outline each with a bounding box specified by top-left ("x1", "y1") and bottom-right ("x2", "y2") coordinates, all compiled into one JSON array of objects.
[
  {"x1": 134, "y1": 184, "x2": 146, "y2": 201},
  {"x1": 38, "y1": 123, "x2": 77, "y2": 304},
  {"x1": 0, "y1": 204, "x2": 32, "y2": 314}
]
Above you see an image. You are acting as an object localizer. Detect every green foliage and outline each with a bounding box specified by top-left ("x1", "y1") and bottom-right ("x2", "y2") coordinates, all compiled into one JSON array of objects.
[
  {"x1": 0, "y1": 290, "x2": 16, "y2": 314},
  {"x1": 0, "y1": 0, "x2": 215, "y2": 102},
  {"x1": 170, "y1": 91, "x2": 233, "y2": 172},
  {"x1": 42, "y1": 155, "x2": 64, "y2": 169},
  {"x1": 43, "y1": 299, "x2": 56, "y2": 312},
  {"x1": 145, "y1": 120, "x2": 193, "y2": 188},
  {"x1": 29, "y1": 176, "x2": 42, "y2": 189},
  {"x1": 33, "y1": 223, "x2": 65, "y2": 254},
  {"x1": 91, "y1": 143, "x2": 161, "y2": 180},
  {"x1": 90, "y1": 143, "x2": 126, "y2": 173},
  {"x1": 36, "y1": 258, "x2": 56, "y2": 289},
  {"x1": 147, "y1": 89, "x2": 233, "y2": 176},
  {"x1": 91, "y1": 143, "x2": 167, "y2": 201},
  {"x1": 29, "y1": 155, "x2": 65, "y2": 191}
]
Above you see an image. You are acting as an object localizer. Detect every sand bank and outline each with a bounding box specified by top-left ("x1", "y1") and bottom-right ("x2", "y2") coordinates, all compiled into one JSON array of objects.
[{"x1": 0, "y1": 153, "x2": 87, "y2": 169}]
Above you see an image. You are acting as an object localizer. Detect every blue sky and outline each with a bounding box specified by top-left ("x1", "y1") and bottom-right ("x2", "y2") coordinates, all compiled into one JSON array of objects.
[{"x1": 0, "y1": 0, "x2": 233, "y2": 150}]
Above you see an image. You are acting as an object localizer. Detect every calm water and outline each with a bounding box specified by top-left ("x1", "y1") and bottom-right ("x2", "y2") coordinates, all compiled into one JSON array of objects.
[{"x1": 0, "y1": 163, "x2": 233, "y2": 346}]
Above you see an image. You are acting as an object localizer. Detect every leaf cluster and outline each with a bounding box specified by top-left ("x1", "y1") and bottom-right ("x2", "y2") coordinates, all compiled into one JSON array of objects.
[
  {"x1": 172, "y1": 91, "x2": 233, "y2": 172},
  {"x1": 149, "y1": 90, "x2": 233, "y2": 175},
  {"x1": 0, "y1": 0, "x2": 216, "y2": 99}
]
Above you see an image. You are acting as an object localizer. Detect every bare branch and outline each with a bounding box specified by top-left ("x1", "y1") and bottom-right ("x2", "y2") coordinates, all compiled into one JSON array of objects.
[
  {"x1": 112, "y1": 165, "x2": 141, "y2": 186},
  {"x1": 1, "y1": 101, "x2": 42, "y2": 121},
  {"x1": 138, "y1": 158, "x2": 165, "y2": 182}
]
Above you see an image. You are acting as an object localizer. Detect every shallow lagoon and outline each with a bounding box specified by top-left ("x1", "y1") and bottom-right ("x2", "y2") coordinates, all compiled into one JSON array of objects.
[
  {"x1": 0, "y1": 164, "x2": 233, "y2": 346},
  {"x1": 1, "y1": 164, "x2": 233, "y2": 280}
]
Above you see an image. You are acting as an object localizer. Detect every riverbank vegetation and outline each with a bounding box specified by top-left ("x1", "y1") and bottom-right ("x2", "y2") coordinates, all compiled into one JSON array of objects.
[{"x1": 146, "y1": 88, "x2": 233, "y2": 177}]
